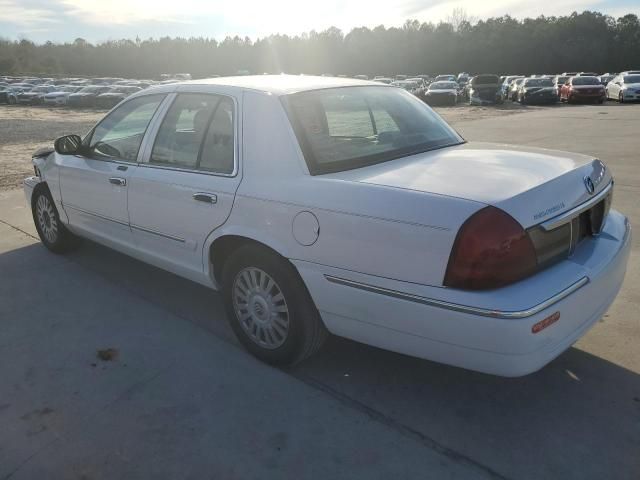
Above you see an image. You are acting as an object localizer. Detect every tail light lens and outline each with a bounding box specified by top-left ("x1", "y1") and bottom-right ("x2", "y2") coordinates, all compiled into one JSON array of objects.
[{"x1": 444, "y1": 207, "x2": 537, "y2": 290}]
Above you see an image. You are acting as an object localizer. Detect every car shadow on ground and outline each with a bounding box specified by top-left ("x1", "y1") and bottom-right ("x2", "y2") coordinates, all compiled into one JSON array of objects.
[{"x1": 2, "y1": 240, "x2": 639, "y2": 480}]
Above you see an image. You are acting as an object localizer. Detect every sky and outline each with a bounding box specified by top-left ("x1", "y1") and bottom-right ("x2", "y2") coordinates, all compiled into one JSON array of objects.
[{"x1": 1, "y1": 0, "x2": 638, "y2": 44}]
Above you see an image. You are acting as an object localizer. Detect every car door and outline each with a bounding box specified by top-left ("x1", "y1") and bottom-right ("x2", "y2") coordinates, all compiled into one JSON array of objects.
[
  {"x1": 58, "y1": 93, "x2": 166, "y2": 248},
  {"x1": 127, "y1": 91, "x2": 241, "y2": 282}
]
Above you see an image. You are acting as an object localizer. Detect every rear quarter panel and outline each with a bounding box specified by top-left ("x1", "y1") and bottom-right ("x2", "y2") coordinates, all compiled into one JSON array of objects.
[{"x1": 214, "y1": 90, "x2": 484, "y2": 287}]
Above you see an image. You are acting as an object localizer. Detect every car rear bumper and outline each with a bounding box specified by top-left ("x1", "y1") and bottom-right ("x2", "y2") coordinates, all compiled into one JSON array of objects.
[{"x1": 294, "y1": 210, "x2": 631, "y2": 377}]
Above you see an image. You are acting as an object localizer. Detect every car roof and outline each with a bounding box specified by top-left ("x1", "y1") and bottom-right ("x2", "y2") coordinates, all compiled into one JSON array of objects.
[{"x1": 172, "y1": 74, "x2": 383, "y2": 95}]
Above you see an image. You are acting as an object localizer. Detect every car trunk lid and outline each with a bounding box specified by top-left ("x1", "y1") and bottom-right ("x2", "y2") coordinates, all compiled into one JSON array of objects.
[{"x1": 323, "y1": 142, "x2": 612, "y2": 228}]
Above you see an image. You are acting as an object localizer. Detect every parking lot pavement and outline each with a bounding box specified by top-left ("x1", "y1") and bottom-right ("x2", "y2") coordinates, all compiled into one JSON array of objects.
[{"x1": 1, "y1": 104, "x2": 639, "y2": 480}]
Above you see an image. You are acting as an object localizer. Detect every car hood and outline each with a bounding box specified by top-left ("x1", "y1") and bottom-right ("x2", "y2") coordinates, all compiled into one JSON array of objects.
[{"x1": 324, "y1": 142, "x2": 611, "y2": 228}]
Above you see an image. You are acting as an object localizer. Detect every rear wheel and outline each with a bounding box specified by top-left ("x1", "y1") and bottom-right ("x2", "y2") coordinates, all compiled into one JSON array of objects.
[
  {"x1": 221, "y1": 245, "x2": 328, "y2": 365},
  {"x1": 32, "y1": 187, "x2": 79, "y2": 253},
  {"x1": 619, "y1": 92, "x2": 624, "y2": 103}
]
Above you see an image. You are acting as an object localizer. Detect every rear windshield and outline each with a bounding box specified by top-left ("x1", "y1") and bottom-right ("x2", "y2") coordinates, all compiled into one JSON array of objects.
[
  {"x1": 471, "y1": 75, "x2": 499, "y2": 85},
  {"x1": 430, "y1": 82, "x2": 457, "y2": 90},
  {"x1": 624, "y1": 75, "x2": 640, "y2": 83},
  {"x1": 572, "y1": 77, "x2": 599, "y2": 85},
  {"x1": 524, "y1": 78, "x2": 553, "y2": 87},
  {"x1": 282, "y1": 86, "x2": 463, "y2": 175}
]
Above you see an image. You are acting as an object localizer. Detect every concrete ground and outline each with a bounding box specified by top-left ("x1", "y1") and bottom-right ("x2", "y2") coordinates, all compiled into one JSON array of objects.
[{"x1": 1, "y1": 103, "x2": 639, "y2": 479}]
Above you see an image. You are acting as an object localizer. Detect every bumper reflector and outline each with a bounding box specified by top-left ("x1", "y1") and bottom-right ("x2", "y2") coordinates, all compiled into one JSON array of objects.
[{"x1": 532, "y1": 311, "x2": 561, "y2": 334}]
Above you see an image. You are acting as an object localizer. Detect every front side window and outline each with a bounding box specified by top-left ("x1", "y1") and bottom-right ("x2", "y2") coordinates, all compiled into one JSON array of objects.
[
  {"x1": 283, "y1": 86, "x2": 463, "y2": 175},
  {"x1": 87, "y1": 94, "x2": 164, "y2": 161},
  {"x1": 150, "y1": 93, "x2": 235, "y2": 174}
]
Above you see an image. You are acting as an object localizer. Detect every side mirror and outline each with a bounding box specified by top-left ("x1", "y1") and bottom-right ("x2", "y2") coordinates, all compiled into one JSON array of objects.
[{"x1": 54, "y1": 134, "x2": 82, "y2": 155}]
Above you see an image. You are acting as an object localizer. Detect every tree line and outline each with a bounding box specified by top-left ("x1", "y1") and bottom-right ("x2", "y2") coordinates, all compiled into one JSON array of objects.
[{"x1": 1, "y1": 11, "x2": 639, "y2": 78}]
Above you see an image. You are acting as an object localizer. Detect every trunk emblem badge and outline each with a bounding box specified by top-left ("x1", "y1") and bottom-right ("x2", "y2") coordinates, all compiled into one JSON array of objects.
[{"x1": 584, "y1": 176, "x2": 595, "y2": 195}]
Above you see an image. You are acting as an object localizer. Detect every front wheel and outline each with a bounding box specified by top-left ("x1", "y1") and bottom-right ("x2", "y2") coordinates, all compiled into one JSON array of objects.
[
  {"x1": 32, "y1": 187, "x2": 79, "y2": 253},
  {"x1": 222, "y1": 245, "x2": 328, "y2": 366}
]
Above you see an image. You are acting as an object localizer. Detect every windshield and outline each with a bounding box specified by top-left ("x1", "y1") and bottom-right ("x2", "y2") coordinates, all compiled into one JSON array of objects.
[
  {"x1": 429, "y1": 82, "x2": 457, "y2": 90},
  {"x1": 623, "y1": 75, "x2": 640, "y2": 84},
  {"x1": 555, "y1": 76, "x2": 569, "y2": 84},
  {"x1": 282, "y1": 86, "x2": 464, "y2": 175},
  {"x1": 572, "y1": 77, "x2": 600, "y2": 85},
  {"x1": 524, "y1": 78, "x2": 553, "y2": 87},
  {"x1": 435, "y1": 75, "x2": 456, "y2": 82}
]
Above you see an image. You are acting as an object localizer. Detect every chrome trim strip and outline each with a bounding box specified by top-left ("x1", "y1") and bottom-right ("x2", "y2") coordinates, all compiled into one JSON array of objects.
[
  {"x1": 541, "y1": 181, "x2": 613, "y2": 231},
  {"x1": 63, "y1": 204, "x2": 129, "y2": 227},
  {"x1": 130, "y1": 224, "x2": 186, "y2": 243},
  {"x1": 324, "y1": 275, "x2": 590, "y2": 319}
]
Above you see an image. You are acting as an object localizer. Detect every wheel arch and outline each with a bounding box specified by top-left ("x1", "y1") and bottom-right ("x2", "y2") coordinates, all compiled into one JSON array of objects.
[{"x1": 206, "y1": 228, "x2": 292, "y2": 288}]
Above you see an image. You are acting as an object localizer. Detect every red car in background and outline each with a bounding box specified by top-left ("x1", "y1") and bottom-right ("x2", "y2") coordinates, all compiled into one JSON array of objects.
[{"x1": 560, "y1": 76, "x2": 606, "y2": 104}]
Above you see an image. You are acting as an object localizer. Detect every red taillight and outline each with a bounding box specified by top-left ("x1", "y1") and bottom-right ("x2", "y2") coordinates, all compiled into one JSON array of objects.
[{"x1": 444, "y1": 207, "x2": 537, "y2": 290}]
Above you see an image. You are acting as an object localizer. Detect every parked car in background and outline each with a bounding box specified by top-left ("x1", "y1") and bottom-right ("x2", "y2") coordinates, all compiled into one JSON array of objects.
[
  {"x1": 467, "y1": 74, "x2": 502, "y2": 105},
  {"x1": 373, "y1": 77, "x2": 393, "y2": 84},
  {"x1": 24, "y1": 75, "x2": 630, "y2": 377},
  {"x1": 424, "y1": 81, "x2": 458, "y2": 105},
  {"x1": 578, "y1": 72, "x2": 599, "y2": 77},
  {"x1": 553, "y1": 75, "x2": 570, "y2": 97},
  {"x1": 619, "y1": 70, "x2": 640, "y2": 76},
  {"x1": 95, "y1": 85, "x2": 143, "y2": 109},
  {"x1": 500, "y1": 76, "x2": 523, "y2": 101},
  {"x1": 508, "y1": 78, "x2": 526, "y2": 101},
  {"x1": 560, "y1": 76, "x2": 606, "y2": 104},
  {"x1": 353, "y1": 75, "x2": 369, "y2": 80},
  {"x1": 16, "y1": 85, "x2": 56, "y2": 105},
  {"x1": 67, "y1": 85, "x2": 111, "y2": 108},
  {"x1": 606, "y1": 74, "x2": 640, "y2": 102},
  {"x1": 599, "y1": 74, "x2": 615, "y2": 86},
  {"x1": 43, "y1": 86, "x2": 84, "y2": 106},
  {"x1": 0, "y1": 85, "x2": 18, "y2": 104},
  {"x1": 434, "y1": 74, "x2": 456, "y2": 82},
  {"x1": 517, "y1": 77, "x2": 558, "y2": 104},
  {"x1": 392, "y1": 80, "x2": 425, "y2": 99}
]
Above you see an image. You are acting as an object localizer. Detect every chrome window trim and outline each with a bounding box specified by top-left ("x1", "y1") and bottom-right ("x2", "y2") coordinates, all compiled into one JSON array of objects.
[
  {"x1": 324, "y1": 275, "x2": 590, "y2": 319},
  {"x1": 139, "y1": 92, "x2": 239, "y2": 178},
  {"x1": 540, "y1": 180, "x2": 613, "y2": 231}
]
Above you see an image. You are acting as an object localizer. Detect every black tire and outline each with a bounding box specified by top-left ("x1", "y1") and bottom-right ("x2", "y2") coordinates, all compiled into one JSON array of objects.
[
  {"x1": 619, "y1": 92, "x2": 624, "y2": 103},
  {"x1": 221, "y1": 244, "x2": 328, "y2": 366},
  {"x1": 32, "y1": 186, "x2": 79, "y2": 253}
]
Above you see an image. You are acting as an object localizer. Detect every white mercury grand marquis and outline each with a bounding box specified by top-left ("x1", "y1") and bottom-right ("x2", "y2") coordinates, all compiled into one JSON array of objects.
[{"x1": 24, "y1": 75, "x2": 631, "y2": 376}]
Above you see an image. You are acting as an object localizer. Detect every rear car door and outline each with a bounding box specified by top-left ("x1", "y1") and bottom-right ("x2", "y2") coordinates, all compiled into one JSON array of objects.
[
  {"x1": 58, "y1": 93, "x2": 166, "y2": 248},
  {"x1": 127, "y1": 90, "x2": 241, "y2": 281}
]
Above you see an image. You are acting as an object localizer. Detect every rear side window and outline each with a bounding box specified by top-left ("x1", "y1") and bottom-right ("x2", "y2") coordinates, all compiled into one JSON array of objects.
[{"x1": 150, "y1": 93, "x2": 235, "y2": 174}]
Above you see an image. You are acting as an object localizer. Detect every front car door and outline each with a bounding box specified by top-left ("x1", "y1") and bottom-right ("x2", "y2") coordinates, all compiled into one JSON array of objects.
[
  {"x1": 58, "y1": 93, "x2": 166, "y2": 248},
  {"x1": 127, "y1": 88, "x2": 241, "y2": 283}
]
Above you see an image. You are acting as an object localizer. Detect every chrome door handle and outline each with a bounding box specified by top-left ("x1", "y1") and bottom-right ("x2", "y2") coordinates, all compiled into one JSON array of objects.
[
  {"x1": 109, "y1": 177, "x2": 126, "y2": 186},
  {"x1": 193, "y1": 193, "x2": 217, "y2": 204}
]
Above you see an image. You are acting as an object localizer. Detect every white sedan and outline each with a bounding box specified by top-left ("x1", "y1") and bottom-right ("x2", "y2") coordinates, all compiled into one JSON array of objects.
[
  {"x1": 43, "y1": 85, "x2": 83, "y2": 106},
  {"x1": 606, "y1": 73, "x2": 640, "y2": 102},
  {"x1": 24, "y1": 76, "x2": 631, "y2": 376}
]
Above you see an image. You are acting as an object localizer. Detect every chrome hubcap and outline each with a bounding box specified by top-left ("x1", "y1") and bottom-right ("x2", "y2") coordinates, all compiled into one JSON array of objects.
[
  {"x1": 36, "y1": 195, "x2": 58, "y2": 243},
  {"x1": 233, "y1": 267, "x2": 289, "y2": 349}
]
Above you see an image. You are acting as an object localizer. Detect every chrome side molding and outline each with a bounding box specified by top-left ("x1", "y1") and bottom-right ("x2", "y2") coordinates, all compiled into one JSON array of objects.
[{"x1": 325, "y1": 275, "x2": 589, "y2": 319}]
